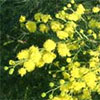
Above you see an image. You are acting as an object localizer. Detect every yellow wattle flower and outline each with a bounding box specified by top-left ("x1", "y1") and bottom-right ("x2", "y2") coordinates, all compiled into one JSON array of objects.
[
  {"x1": 92, "y1": 7, "x2": 100, "y2": 13},
  {"x1": 56, "y1": 31, "x2": 68, "y2": 40},
  {"x1": 19, "y1": 15, "x2": 26, "y2": 23},
  {"x1": 24, "y1": 60, "x2": 35, "y2": 72},
  {"x1": 36, "y1": 59, "x2": 45, "y2": 68},
  {"x1": 25, "y1": 21, "x2": 37, "y2": 33},
  {"x1": 18, "y1": 68, "x2": 26, "y2": 77},
  {"x1": 71, "y1": 67, "x2": 80, "y2": 78},
  {"x1": 34, "y1": 13, "x2": 43, "y2": 22},
  {"x1": 43, "y1": 39, "x2": 56, "y2": 52},
  {"x1": 29, "y1": 46, "x2": 41, "y2": 64},
  {"x1": 17, "y1": 49, "x2": 29, "y2": 60},
  {"x1": 42, "y1": 52, "x2": 56, "y2": 64},
  {"x1": 51, "y1": 21, "x2": 63, "y2": 32},
  {"x1": 41, "y1": 14, "x2": 52, "y2": 23},
  {"x1": 9, "y1": 60, "x2": 15, "y2": 65},
  {"x1": 39, "y1": 24, "x2": 49, "y2": 33},
  {"x1": 76, "y1": 4, "x2": 85, "y2": 15},
  {"x1": 83, "y1": 72, "x2": 97, "y2": 89},
  {"x1": 57, "y1": 43, "x2": 71, "y2": 57}
]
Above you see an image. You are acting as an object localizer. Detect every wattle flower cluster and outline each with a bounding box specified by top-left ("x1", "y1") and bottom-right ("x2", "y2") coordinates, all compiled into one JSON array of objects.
[{"x1": 4, "y1": 0, "x2": 100, "y2": 100}]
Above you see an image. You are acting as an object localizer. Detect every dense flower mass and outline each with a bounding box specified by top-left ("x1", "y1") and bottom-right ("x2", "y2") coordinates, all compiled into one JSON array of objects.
[{"x1": 4, "y1": 0, "x2": 100, "y2": 100}]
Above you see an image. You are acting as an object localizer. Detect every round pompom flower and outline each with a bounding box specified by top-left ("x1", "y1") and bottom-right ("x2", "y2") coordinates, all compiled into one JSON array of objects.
[
  {"x1": 18, "y1": 68, "x2": 26, "y2": 77},
  {"x1": 25, "y1": 21, "x2": 37, "y2": 33},
  {"x1": 42, "y1": 52, "x2": 56, "y2": 64},
  {"x1": 92, "y1": 7, "x2": 100, "y2": 13},
  {"x1": 43, "y1": 39, "x2": 56, "y2": 52},
  {"x1": 19, "y1": 15, "x2": 26, "y2": 23},
  {"x1": 17, "y1": 49, "x2": 29, "y2": 60},
  {"x1": 24, "y1": 60, "x2": 35, "y2": 72}
]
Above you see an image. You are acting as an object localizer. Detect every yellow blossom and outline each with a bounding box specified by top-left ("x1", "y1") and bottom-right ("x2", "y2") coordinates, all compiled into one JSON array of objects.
[
  {"x1": 71, "y1": 67, "x2": 80, "y2": 78},
  {"x1": 89, "y1": 19, "x2": 100, "y2": 29},
  {"x1": 83, "y1": 72, "x2": 97, "y2": 89},
  {"x1": 80, "y1": 88, "x2": 92, "y2": 100},
  {"x1": 66, "y1": 58, "x2": 71, "y2": 63},
  {"x1": 24, "y1": 60, "x2": 35, "y2": 72},
  {"x1": 57, "y1": 43, "x2": 71, "y2": 57},
  {"x1": 72, "y1": 81, "x2": 86, "y2": 92},
  {"x1": 92, "y1": 33, "x2": 97, "y2": 39},
  {"x1": 29, "y1": 45, "x2": 39, "y2": 54},
  {"x1": 30, "y1": 52, "x2": 41, "y2": 64},
  {"x1": 52, "y1": 95, "x2": 73, "y2": 100},
  {"x1": 74, "y1": 62, "x2": 80, "y2": 67},
  {"x1": 36, "y1": 59, "x2": 45, "y2": 68},
  {"x1": 41, "y1": 14, "x2": 52, "y2": 23},
  {"x1": 63, "y1": 7, "x2": 67, "y2": 11},
  {"x1": 59, "y1": 79, "x2": 65, "y2": 85},
  {"x1": 49, "y1": 82, "x2": 55, "y2": 87},
  {"x1": 34, "y1": 13, "x2": 43, "y2": 22},
  {"x1": 17, "y1": 49, "x2": 29, "y2": 60},
  {"x1": 76, "y1": 4, "x2": 85, "y2": 14},
  {"x1": 62, "y1": 72, "x2": 70, "y2": 79},
  {"x1": 71, "y1": 0, "x2": 75, "y2": 4},
  {"x1": 89, "y1": 61, "x2": 97, "y2": 68},
  {"x1": 19, "y1": 15, "x2": 26, "y2": 23},
  {"x1": 87, "y1": 29, "x2": 93, "y2": 34},
  {"x1": 4, "y1": 66, "x2": 9, "y2": 71},
  {"x1": 9, "y1": 60, "x2": 15, "y2": 65},
  {"x1": 42, "y1": 52, "x2": 56, "y2": 63},
  {"x1": 51, "y1": 21, "x2": 63, "y2": 32},
  {"x1": 67, "y1": 13, "x2": 80, "y2": 21},
  {"x1": 18, "y1": 68, "x2": 26, "y2": 77},
  {"x1": 39, "y1": 24, "x2": 49, "y2": 33},
  {"x1": 67, "y1": 3, "x2": 71, "y2": 8},
  {"x1": 56, "y1": 31, "x2": 68, "y2": 39},
  {"x1": 92, "y1": 7, "x2": 100, "y2": 13},
  {"x1": 41, "y1": 92, "x2": 46, "y2": 98},
  {"x1": 43, "y1": 39, "x2": 56, "y2": 52},
  {"x1": 9, "y1": 68, "x2": 14, "y2": 75},
  {"x1": 29, "y1": 46, "x2": 41, "y2": 64},
  {"x1": 25, "y1": 21, "x2": 37, "y2": 33}
]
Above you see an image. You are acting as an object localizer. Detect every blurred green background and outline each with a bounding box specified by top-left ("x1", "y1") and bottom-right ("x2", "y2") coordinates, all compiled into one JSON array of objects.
[{"x1": 0, "y1": 0, "x2": 100, "y2": 100}]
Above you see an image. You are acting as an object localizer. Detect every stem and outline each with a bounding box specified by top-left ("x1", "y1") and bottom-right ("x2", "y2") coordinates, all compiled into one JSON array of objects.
[
  {"x1": 46, "y1": 85, "x2": 60, "y2": 94},
  {"x1": 72, "y1": 47, "x2": 82, "y2": 62},
  {"x1": 13, "y1": 34, "x2": 26, "y2": 52},
  {"x1": 24, "y1": 86, "x2": 29, "y2": 100},
  {"x1": 75, "y1": 30, "x2": 83, "y2": 39}
]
